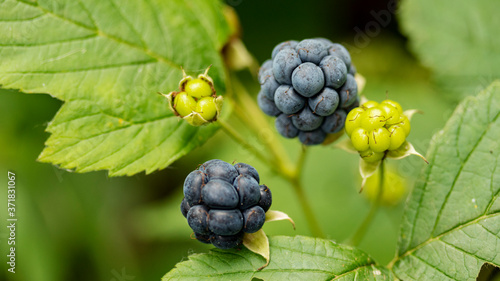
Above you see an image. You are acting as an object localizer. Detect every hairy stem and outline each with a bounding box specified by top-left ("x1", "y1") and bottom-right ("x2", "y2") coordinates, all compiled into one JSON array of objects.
[{"x1": 349, "y1": 159, "x2": 385, "y2": 246}]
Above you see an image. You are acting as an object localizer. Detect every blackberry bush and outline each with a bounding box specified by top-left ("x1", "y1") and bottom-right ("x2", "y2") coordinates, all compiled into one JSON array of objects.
[
  {"x1": 258, "y1": 38, "x2": 360, "y2": 145},
  {"x1": 181, "y1": 159, "x2": 272, "y2": 249},
  {"x1": 4, "y1": 1, "x2": 498, "y2": 280}
]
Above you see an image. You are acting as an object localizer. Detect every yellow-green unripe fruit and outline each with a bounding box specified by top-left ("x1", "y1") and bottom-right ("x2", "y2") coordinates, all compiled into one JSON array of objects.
[
  {"x1": 378, "y1": 103, "x2": 400, "y2": 125},
  {"x1": 369, "y1": 127, "x2": 391, "y2": 152},
  {"x1": 174, "y1": 92, "x2": 197, "y2": 117},
  {"x1": 381, "y1": 99, "x2": 403, "y2": 114},
  {"x1": 196, "y1": 97, "x2": 217, "y2": 121},
  {"x1": 398, "y1": 115, "x2": 411, "y2": 136},
  {"x1": 361, "y1": 100, "x2": 379, "y2": 109},
  {"x1": 360, "y1": 107, "x2": 386, "y2": 131},
  {"x1": 364, "y1": 165, "x2": 406, "y2": 206},
  {"x1": 359, "y1": 149, "x2": 385, "y2": 163},
  {"x1": 351, "y1": 128, "x2": 370, "y2": 152},
  {"x1": 185, "y1": 78, "x2": 212, "y2": 99},
  {"x1": 388, "y1": 125, "x2": 406, "y2": 150},
  {"x1": 345, "y1": 98, "x2": 413, "y2": 160},
  {"x1": 345, "y1": 107, "x2": 365, "y2": 137}
]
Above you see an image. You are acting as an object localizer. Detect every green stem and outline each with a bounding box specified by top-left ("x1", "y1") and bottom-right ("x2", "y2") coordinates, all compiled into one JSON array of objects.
[
  {"x1": 218, "y1": 119, "x2": 271, "y2": 167},
  {"x1": 291, "y1": 179, "x2": 325, "y2": 238},
  {"x1": 349, "y1": 159, "x2": 385, "y2": 246},
  {"x1": 226, "y1": 73, "x2": 324, "y2": 237},
  {"x1": 230, "y1": 78, "x2": 295, "y2": 179},
  {"x1": 295, "y1": 145, "x2": 308, "y2": 176},
  {"x1": 290, "y1": 146, "x2": 325, "y2": 238}
]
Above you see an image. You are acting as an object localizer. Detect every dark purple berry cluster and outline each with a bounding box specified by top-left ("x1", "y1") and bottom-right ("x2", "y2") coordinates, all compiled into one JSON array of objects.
[
  {"x1": 181, "y1": 160, "x2": 272, "y2": 249},
  {"x1": 258, "y1": 38, "x2": 360, "y2": 145}
]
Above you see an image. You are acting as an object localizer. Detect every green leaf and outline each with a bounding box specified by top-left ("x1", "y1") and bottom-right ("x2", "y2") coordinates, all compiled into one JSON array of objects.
[
  {"x1": 399, "y1": 0, "x2": 500, "y2": 98},
  {"x1": 0, "y1": 0, "x2": 231, "y2": 176},
  {"x1": 391, "y1": 81, "x2": 500, "y2": 280},
  {"x1": 163, "y1": 235, "x2": 394, "y2": 281}
]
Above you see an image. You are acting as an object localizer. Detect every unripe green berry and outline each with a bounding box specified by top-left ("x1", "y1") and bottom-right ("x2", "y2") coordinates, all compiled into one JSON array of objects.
[
  {"x1": 388, "y1": 125, "x2": 406, "y2": 150},
  {"x1": 196, "y1": 97, "x2": 217, "y2": 121},
  {"x1": 359, "y1": 149, "x2": 385, "y2": 163},
  {"x1": 351, "y1": 128, "x2": 370, "y2": 152},
  {"x1": 364, "y1": 165, "x2": 406, "y2": 205},
  {"x1": 379, "y1": 103, "x2": 400, "y2": 125},
  {"x1": 361, "y1": 100, "x2": 379, "y2": 109},
  {"x1": 185, "y1": 78, "x2": 212, "y2": 99},
  {"x1": 369, "y1": 127, "x2": 391, "y2": 152},
  {"x1": 174, "y1": 92, "x2": 196, "y2": 117},
  {"x1": 381, "y1": 99, "x2": 403, "y2": 114},
  {"x1": 398, "y1": 115, "x2": 411, "y2": 136},
  {"x1": 345, "y1": 107, "x2": 365, "y2": 137},
  {"x1": 360, "y1": 107, "x2": 386, "y2": 131}
]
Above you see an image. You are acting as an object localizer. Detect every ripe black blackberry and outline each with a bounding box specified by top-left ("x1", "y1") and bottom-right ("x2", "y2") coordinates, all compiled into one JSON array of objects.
[
  {"x1": 181, "y1": 160, "x2": 272, "y2": 249},
  {"x1": 258, "y1": 38, "x2": 359, "y2": 145}
]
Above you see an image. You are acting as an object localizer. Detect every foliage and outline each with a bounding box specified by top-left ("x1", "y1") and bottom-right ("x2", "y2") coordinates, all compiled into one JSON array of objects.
[
  {"x1": 1, "y1": 0, "x2": 498, "y2": 280},
  {"x1": 0, "y1": 0, "x2": 230, "y2": 176},
  {"x1": 399, "y1": 0, "x2": 500, "y2": 99},
  {"x1": 163, "y1": 82, "x2": 500, "y2": 280}
]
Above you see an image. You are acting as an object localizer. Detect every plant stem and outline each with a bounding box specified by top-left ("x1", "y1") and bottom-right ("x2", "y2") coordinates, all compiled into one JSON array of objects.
[
  {"x1": 289, "y1": 146, "x2": 325, "y2": 238},
  {"x1": 227, "y1": 73, "x2": 324, "y2": 237},
  {"x1": 295, "y1": 145, "x2": 308, "y2": 176},
  {"x1": 349, "y1": 159, "x2": 385, "y2": 246},
  {"x1": 218, "y1": 118, "x2": 271, "y2": 167},
  {"x1": 230, "y1": 78, "x2": 295, "y2": 179}
]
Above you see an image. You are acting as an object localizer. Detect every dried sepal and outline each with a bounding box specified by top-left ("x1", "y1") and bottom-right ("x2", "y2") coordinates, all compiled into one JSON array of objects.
[
  {"x1": 242, "y1": 209, "x2": 295, "y2": 271},
  {"x1": 265, "y1": 210, "x2": 296, "y2": 229},
  {"x1": 242, "y1": 229, "x2": 269, "y2": 270},
  {"x1": 335, "y1": 137, "x2": 358, "y2": 154},
  {"x1": 354, "y1": 73, "x2": 366, "y2": 94},
  {"x1": 359, "y1": 158, "x2": 381, "y2": 192},
  {"x1": 322, "y1": 130, "x2": 345, "y2": 146}
]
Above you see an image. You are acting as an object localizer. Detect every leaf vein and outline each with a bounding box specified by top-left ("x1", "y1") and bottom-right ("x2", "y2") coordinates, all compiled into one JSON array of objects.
[
  {"x1": 439, "y1": 239, "x2": 487, "y2": 263},
  {"x1": 411, "y1": 254, "x2": 456, "y2": 280},
  {"x1": 270, "y1": 244, "x2": 366, "y2": 265},
  {"x1": 111, "y1": 121, "x2": 184, "y2": 175},
  {"x1": 77, "y1": 126, "x2": 145, "y2": 171},
  {"x1": 0, "y1": 13, "x2": 44, "y2": 22},
  {"x1": 0, "y1": 34, "x2": 98, "y2": 47},
  {"x1": 329, "y1": 265, "x2": 371, "y2": 280},
  {"x1": 74, "y1": 0, "x2": 97, "y2": 29},
  {"x1": 14, "y1": 0, "x2": 181, "y2": 69},
  {"x1": 108, "y1": 0, "x2": 147, "y2": 48},
  {"x1": 4, "y1": 60, "x2": 156, "y2": 74},
  {"x1": 45, "y1": 114, "x2": 172, "y2": 157},
  {"x1": 431, "y1": 109, "x2": 500, "y2": 236},
  {"x1": 397, "y1": 212, "x2": 500, "y2": 262}
]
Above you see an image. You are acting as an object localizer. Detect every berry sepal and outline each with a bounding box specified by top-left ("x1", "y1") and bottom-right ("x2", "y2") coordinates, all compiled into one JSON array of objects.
[
  {"x1": 161, "y1": 66, "x2": 223, "y2": 126},
  {"x1": 178, "y1": 66, "x2": 215, "y2": 93},
  {"x1": 359, "y1": 157, "x2": 381, "y2": 192},
  {"x1": 386, "y1": 141, "x2": 428, "y2": 163},
  {"x1": 242, "y1": 209, "x2": 295, "y2": 270}
]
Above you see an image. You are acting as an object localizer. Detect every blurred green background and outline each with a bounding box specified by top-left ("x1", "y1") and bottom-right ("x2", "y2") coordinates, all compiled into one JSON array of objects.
[{"x1": 0, "y1": 0, "x2": 497, "y2": 280}]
